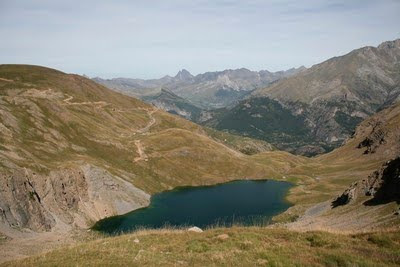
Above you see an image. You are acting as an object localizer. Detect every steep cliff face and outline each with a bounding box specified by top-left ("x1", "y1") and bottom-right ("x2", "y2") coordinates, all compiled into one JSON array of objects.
[
  {"x1": 0, "y1": 168, "x2": 55, "y2": 232},
  {"x1": 0, "y1": 164, "x2": 150, "y2": 232}
]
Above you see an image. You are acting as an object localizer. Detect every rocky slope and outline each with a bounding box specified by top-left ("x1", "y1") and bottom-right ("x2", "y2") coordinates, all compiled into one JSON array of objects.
[
  {"x1": 142, "y1": 89, "x2": 203, "y2": 121},
  {"x1": 0, "y1": 64, "x2": 301, "y2": 235},
  {"x1": 330, "y1": 101, "x2": 400, "y2": 209},
  {"x1": 0, "y1": 164, "x2": 150, "y2": 232},
  {"x1": 332, "y1": 157, "x2": 400, "y2": 208},
  {"x1": 93, "y1": 67, "x2": 305, "y2": 110},
  {"x1": 321, "y1": 99, "x2": 400, "y2": 163},
  {"x1": 287, "y1": 101, "x2": 400, "y2": 231},
  {"x1": 208, "y1": 39, "x2": 400, "y2": 156}
]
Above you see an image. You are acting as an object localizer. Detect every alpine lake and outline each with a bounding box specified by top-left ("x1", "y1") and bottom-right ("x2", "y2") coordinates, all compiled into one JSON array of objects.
[{"x1": 93, "y1": 180, "x2": 293, "y2": 234}]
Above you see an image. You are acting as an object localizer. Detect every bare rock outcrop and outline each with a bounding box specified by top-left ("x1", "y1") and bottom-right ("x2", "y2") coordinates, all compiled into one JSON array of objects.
[
  {"x1": 0, "y1": 169, "x2": 55, "y2": 231},
  {"x1": 332, "y1": 157, "x2": 400, "y2": 207},
  {"x1": 0, "y1": 164, "x2": 150, "y2": 233},
  {"x1": 331, "y1": 187, "x2": 357, "y2": 207},
  {"x1": 356, "y1": 121, "x2": 386, "y2": 154}
]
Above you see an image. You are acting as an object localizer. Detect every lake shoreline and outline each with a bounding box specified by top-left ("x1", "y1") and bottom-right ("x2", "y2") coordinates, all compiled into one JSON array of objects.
[{"x1": 93, "y1": 179, "x2": 294, "y2": 234}]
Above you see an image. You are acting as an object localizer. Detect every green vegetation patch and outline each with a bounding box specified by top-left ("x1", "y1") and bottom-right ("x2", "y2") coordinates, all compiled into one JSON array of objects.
[{"x1": 334, "y1": 111, "x2": 364, "y2": 134}]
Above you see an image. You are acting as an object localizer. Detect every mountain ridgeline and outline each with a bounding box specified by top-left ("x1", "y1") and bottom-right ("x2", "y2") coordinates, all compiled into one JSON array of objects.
[
  {"x1": 206, "y1": 39, "x2": 400, "y2": 156},
  {"x1": 93, "y1": 67, "x2": 305, "y2": 110}
]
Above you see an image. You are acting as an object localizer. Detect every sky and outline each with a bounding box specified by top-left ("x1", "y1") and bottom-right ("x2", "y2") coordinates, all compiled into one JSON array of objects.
[{"x1": 0, "y1": 0, "x2": 399, "y2": 79}]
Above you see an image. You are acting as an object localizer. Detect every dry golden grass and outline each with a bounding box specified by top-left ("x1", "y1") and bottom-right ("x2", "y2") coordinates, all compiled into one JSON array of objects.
[
  {"x1": 4, "y1": 227, "x2": 400, "y2": 266},
  {"x1": 0, "y1": 64, "x2": 295, "y2": 196}
]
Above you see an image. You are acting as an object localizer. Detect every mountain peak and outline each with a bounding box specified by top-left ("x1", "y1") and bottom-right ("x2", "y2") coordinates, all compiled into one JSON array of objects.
[
  {"x1": 377, "y1": 38, "x2": 400, "y2": 50},
  {"x1": 175, "y1": 69, "x2": 193, "y2": 80}
]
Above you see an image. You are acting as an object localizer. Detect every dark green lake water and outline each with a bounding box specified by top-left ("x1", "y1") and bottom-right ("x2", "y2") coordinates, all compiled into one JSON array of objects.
[{"x1": 93, "y1": 180, "x2": 292, "y2": 234}]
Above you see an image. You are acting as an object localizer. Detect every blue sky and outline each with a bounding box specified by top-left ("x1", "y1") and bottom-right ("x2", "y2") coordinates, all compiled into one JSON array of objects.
[{"x1": 0, "y1": 0, "x2": 399, "y2": 78}]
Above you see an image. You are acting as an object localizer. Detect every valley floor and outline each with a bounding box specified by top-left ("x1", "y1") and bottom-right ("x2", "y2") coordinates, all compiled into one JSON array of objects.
[{"x1": 3, "y1": 227, "x2": 400, "y2": 266}]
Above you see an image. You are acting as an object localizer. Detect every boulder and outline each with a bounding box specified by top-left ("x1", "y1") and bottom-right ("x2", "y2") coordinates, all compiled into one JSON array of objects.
[{"x1": 188, "y1": 226, "x2": 203, "y2": 233}]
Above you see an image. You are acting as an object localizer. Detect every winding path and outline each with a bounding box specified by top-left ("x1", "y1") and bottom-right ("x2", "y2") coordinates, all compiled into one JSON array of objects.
[
  {"x1": 62, "y1": 94, "x2": 108, "y2": 107},
  {"x1": 0, "y1": 77, "x2": 14, "y2": 82},
  {"x1": 136, "y1": 108, "x2": 157, "y2": 134},
  {"x1": 132, "y1": 107, "x2": 158, "y2": 162},
  {"x1": 62, "y1": 93, "x2": 157, "y2": 163},
  {"x1": 133, "y1": 140, "x2": 148, "y2": 162}
]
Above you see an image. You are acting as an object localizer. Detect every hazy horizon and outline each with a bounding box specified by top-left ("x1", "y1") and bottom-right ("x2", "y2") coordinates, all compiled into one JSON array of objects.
[{"x1": 1, "y1": 0, "x2": 399, "y2": 79}]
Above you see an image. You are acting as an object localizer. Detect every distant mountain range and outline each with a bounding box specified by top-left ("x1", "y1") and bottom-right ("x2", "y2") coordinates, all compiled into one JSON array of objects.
[
  {"x1": 206, "y1": 39, "x2": 400, "y2": 155},
  {"x1": 94, "y1": 39, "x2": 400, "y2": 157},
  {"x1": 93, "y1": 66, "x2": 306, "y2": 110}
]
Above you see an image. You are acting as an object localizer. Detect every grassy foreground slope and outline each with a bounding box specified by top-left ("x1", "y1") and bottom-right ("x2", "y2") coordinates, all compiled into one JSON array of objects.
[{"x1": 6, "y1": 227, "x2": 400, "y2": 266}]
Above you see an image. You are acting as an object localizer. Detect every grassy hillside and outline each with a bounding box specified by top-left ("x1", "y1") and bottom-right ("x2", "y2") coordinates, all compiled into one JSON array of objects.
[
  {"x1": 2, "y1": 64, "x2": 399, "y2": 206},
  {"x1": 5, "y1": 227, "x2": 400, "y2": 266},
  {"x1": 0, "y1": 64, "x2": 291, "y2": 195},
  {"x1": 0, "y1": 64, "x2": 309, "y2": 235},
  {"x1": 1, "y1": 64, "x2": 397, "y2": 218}
]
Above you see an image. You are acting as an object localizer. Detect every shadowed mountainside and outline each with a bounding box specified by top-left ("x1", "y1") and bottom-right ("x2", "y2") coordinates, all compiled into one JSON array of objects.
[
  {"x1": 206, "y1": 39, "x2": 400, "y2": 156},
  {"x1": 142, "y1": 89, "x2": 203, "y2": 121}
]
